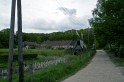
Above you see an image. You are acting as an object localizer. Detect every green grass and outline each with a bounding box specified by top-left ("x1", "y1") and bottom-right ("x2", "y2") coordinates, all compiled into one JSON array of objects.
[
  {"x1": 0, "y1": 49, "x2": 9, "y2": 54},
  {"x1": 107, "y1": 50, "x2": 124, "y2": 66},
  {"x1": 0, "y1": 49, "x2": 66, "y2": 56},
  {"x1": 23, "y1": 49, "x2": 66, "y2": 56},
  {"x1": 112, "y1": 58, "x2": 124, "y2": 66},
  {"x1": 0, "y1": 50, "x2": 96, "y2": 82},
  {"x1": 0, "y1": 49, "x2": 67, "y2": 68}
]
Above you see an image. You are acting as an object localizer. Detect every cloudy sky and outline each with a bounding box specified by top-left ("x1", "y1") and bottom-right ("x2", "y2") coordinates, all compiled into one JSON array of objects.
[{"x1": 0, "y1": 0, "x2": 97, "y2": 33}]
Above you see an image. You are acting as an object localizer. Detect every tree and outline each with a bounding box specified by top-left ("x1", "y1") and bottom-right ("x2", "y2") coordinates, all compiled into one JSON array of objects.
[
  {"x1": 89, "y1": 0, "x2": 124, "y2": 49},
  {"x1": 0, "y1": 28, "x2": 10, "y2": 48}
]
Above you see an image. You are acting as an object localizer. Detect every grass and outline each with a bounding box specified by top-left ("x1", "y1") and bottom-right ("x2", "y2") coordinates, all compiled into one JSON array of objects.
[
  {"x1": 0, "y1": 50, "x2": 96, "y2": 82},
  {"x1": 107, "y1": 50, "x2": 124, "y2": 66},
  {"x1": 109, "y1": 54, "x2": 124, "y2": 76},
  {"x1": 0, "y1": 49, "x2": 67, "y2": 68},
  {"x1": 112, "y1": 57, "x2": 124, "y2": 66},
  {"x1": 23, "y1": 49, "x2": 67, "y2": 56},
  {"x1": 0, "y1": 49, "x2": 66, "y2": 56}
]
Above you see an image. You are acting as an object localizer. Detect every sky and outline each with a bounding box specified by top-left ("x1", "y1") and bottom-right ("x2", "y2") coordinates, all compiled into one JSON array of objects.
[{"x1": 0, "y1": 0, "x2": 97, "y2": 33}]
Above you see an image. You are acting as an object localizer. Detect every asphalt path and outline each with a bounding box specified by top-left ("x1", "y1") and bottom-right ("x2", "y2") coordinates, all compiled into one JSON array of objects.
[{"x1": 62, "y1": 50, "x2": 124, "y2": 82}]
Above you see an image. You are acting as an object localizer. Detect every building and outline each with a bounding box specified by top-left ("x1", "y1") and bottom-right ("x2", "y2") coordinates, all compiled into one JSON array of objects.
[
  {"x1": 23, "y1": 41, "x2": 41, "y2": 49},
  {"x1": 41, "y1": 40, "x2": 74, "y2": 49},
  {"x1": 41, "y1": 40, "x2": 85, "y2": 50}
]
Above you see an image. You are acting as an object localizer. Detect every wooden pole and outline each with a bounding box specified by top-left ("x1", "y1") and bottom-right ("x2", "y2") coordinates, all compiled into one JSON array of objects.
[
  {"x1": 8, "y1": 0, "x2": 16, "y2": 82},
  {"x1": 29, "y1": 64, "x2": 33, "y2": 82},
  {"x1": 17, "y1": 0, "x2": 24, "y2": 82}
]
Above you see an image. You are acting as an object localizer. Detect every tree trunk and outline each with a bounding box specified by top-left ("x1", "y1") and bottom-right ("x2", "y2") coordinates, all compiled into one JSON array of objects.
[
  {"x1": 8, "y1": 0, "x2": 16, "y2": 82},
  {"x1": 17, "y1": 0, "x2": 24, "y2": 82}
]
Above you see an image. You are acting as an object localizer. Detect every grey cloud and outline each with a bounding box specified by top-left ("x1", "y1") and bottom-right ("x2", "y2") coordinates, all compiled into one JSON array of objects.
[
  {"x1": 23, "y1": 19, "x2": 58, "y2": 33},
  {"x1": 57, "y1": 15, "x2": 92, "y2": 32},
  {"x1": 0, "y1": 0, "x2": 94, "y2": 33},
  {"x1": 0, "y1": 0, "x2": 11, "y2": 30},
  {"x1": 30, "y1": 19, "x2": 57, "y2": 31},
  {"x1": 22, "y1": 15, "x2": 90, "y2": 33},
  {"x1": 0, "y1": 16, "x2": 10, "y2": 30},
  {"x1": 58, "y1": 7, "x2": 77, "y2": 16},
  {"x1": 57, "y1": 16, "x2": 86, "y2": 31}
]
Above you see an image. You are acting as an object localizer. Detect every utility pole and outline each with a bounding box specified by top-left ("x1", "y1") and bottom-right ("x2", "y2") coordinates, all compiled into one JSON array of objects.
[
  {"x1": 17, "y1": 0, "x2": 24, "y2": 82},
  {"x1": 88, "y1": 27, "x2": 90, "y2": 49},
  {"x1": 8, "y1": 0, "x2": 23, "y2": 82},
  {"x1": 8, "y1": 0, "x2": 16, "y2": 82}
]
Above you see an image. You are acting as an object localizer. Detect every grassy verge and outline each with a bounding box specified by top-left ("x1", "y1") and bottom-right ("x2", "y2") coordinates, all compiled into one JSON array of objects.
[
  {"x1": 106, "y1": 50, "x2": 124, "y2": 66},
  {"x1": 110, "y1": 55, "x2": 124, "y2": 67},
  {"x1": 113, "y1": 58, "x2": 124, "y2": 66},
  {"x1": 0, "y1": 50, "x2": 96, "y2": 82},
  {"x1": 107, "y1": 50, "x2": 124, "y2": 75}
]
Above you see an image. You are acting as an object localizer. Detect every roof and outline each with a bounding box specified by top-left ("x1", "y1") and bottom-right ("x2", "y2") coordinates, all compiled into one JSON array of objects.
[
  {"x1": 41, "y1": 40, "x2": 74, "y2": 47},
  {"x1": 23, "y1": 41, "x2": 40, "y2": 46}
]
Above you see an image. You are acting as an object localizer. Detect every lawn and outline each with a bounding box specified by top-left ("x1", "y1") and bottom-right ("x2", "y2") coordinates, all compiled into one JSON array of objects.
[
  {"x1": 0, "y1": 49, "x2": 67, "y2": 68},
  {"x1": 0, "y1": 49, "x2": 66, "y2": 56},
  {"x1": 0, "y1": 49, "x2": 96, "y2": 82}
]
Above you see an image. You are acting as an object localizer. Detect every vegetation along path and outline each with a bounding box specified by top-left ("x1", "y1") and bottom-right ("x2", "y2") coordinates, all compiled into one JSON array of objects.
[{"x1": 62, "y1": 50, "x2": 124, "y2": 82}]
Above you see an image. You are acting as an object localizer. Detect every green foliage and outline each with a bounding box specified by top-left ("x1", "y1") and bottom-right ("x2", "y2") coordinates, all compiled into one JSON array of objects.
[
  {"x1": 81, "y1": 28, "x2": 94, "y2": 48},
  {"x1": 90, "y1": 0, "x2": 124, "y2": 49},
  {"x1": 0, "y1": 28, "x2": 94, "y2": 49},
  {"x1": 0, "y1": 29, "x2": 10, "y2": 48}
]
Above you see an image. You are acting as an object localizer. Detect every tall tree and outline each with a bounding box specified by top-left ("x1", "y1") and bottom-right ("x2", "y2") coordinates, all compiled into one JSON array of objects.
[{"x1": 89, "y1": 0, "x2": 124, "y2": 48}]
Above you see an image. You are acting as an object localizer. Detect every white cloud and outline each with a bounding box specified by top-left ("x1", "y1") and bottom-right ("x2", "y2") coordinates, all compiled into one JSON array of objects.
[
  {"x1": 23, "y1": 15, "x2": 90, "y2": 33},
  {"x1": 0, "y1": 0, "x2": 97, "y2": 33}
]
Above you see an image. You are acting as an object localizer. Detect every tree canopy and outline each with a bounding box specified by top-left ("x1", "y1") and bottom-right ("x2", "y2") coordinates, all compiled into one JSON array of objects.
[
  {"x1": 0, "y1": 28, "x2": 94, "y2": 48},
  {"x1": 89, "y1": 0, "x2": 124, "y2": 48}
]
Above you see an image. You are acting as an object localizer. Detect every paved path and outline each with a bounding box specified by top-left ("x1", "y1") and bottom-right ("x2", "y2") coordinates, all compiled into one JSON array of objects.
[{"x1": 62, "y1": 50, "x2": 124, "y2": 82}]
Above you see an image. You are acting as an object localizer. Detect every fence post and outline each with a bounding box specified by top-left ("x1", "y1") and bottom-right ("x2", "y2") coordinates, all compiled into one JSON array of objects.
[{"x1": 29, "y1": 64, "x2": 33, "y2": 82}]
